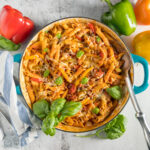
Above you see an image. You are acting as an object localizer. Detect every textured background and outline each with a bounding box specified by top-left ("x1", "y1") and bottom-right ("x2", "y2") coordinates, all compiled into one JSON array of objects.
[{"x1": 0, "y1": 0, "x2": 150, "y2": 150}]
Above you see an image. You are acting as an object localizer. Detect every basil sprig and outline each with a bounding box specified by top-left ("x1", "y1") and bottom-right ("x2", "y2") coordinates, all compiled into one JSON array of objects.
[
  {"x1": 33, "y1": 99, "x2": 50, "y2": 119},
  {"x1": 33, "y1": 98, "x2": 82, "y2": 136},
  {"x1": 76, "y1": 114, "x2": 127, "y2": 140}
]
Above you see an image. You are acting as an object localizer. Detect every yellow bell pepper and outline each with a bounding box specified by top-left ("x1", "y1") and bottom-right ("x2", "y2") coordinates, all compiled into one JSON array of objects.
[{"x1": 132, "y1": 31, "x2": 150, "y2": 62}]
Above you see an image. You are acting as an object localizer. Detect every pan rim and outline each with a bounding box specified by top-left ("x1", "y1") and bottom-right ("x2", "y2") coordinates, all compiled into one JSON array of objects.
[{"x1": 19, "y1": 16, "x2": 134, "y2": 133}]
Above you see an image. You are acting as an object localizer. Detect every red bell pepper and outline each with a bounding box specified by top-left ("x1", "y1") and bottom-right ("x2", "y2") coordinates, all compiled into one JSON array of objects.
[
  {"x1": 31, "y1": 78, "x2": 43, "y2": 83},
  {"x1": 75, "y1": 35, "x2": 82, "y2": 41},
  {"x1": 87, "y1": 23, "x2": 96, "y2": 34},
  {"x1": 96, "y1": 69, "x2": 104, "y2": 78},
  {"x1": 99, "y1": 51, "x2": 104, "y2": 58},
  {"x1": 0, "y1": 5, "x2": 34, "y2": 47}
]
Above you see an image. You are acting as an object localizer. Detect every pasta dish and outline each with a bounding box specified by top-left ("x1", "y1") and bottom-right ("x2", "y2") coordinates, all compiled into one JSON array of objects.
[{"x1": 21, "y1": 18, "x2": 127, "y2": 131}]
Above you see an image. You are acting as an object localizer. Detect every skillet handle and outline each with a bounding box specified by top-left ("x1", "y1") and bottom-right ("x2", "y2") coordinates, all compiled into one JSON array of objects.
[
  {"x1": 13, "y1": 53, "x2": 22, "y2": 95},
  {"x1": 13, "y1": 53, "x2": 22, "y2": 63},
  {"x1": 131, "y1": 54, "x2": 149, "y2": 94}
]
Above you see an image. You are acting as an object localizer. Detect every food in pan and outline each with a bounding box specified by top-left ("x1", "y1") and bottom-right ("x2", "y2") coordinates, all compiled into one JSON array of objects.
[{"x1": 21, "y1": 19, "x2": 126, "y2": 134}]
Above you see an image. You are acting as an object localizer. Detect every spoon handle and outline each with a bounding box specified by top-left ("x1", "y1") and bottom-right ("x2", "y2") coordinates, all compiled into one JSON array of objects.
[
  {"x1": 125, "y1": 75, "x2": 150, "y2": 150},
  {"x1": 136, "y1": 112, "x2": 150, "y2": 149}
]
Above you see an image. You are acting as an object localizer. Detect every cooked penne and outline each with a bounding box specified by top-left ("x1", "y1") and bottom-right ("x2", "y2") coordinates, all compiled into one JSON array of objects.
[{"x1": 22, "y1": 19, "x2": 126, "y2": 129}]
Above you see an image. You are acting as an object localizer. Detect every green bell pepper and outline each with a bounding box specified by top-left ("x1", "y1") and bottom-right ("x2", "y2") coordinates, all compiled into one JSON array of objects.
[{"x1": 101, "y1": 0, "x2": 136, "y2": 36}]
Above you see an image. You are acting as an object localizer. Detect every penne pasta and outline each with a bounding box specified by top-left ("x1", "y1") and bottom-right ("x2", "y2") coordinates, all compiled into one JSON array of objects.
[
  {"x1": 75, "y1": 67, "x2": 94, "y2": 86},
  {"x1": 22, "y1": 19, "x2": 126, "y2": 129}
]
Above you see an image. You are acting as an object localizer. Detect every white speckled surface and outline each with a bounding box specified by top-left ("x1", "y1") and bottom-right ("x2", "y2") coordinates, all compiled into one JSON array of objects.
[{"x1": 0, "y1": 0, "x2": 150, "y2": 150}]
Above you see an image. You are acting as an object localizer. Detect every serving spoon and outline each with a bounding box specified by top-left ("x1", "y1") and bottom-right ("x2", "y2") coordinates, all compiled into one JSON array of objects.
[{"x1": 123, "y1": 54, "x2": 150, "y2": 150}]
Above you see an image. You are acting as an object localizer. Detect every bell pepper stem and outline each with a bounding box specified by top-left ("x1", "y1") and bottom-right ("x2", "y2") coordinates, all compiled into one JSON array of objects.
[{"x1": 104, "y1": 0, "x2": 113, "y2": 9}]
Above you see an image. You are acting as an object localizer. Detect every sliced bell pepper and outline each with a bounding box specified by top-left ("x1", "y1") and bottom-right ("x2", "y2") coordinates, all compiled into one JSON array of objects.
[
  {"x1": 87, "y1": 23, "x2": 96, "y2": 34},
  {"x1": 99, "y1": 51, "x2": 104, "y2": 58},
  {"x1": 75, "y1": 35, "x2": 82, "y2": 41},
  {"x1": 31, "y1": 78, "x2": 43, "y2": 83},
  {"x1": 96, "y1": 69, "x2": 104, "y2": 78},
  {"x1": 134, "y1": 0, "x2": 150, "y2": 25},
  {"x1": 0, "y1": 5, "x2": 34, "y2": 50},
  {"x1": 101, "y1": 0, "x2": 136, "y2": 36}
]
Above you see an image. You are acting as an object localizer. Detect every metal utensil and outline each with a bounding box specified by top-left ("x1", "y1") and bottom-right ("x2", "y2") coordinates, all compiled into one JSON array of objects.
[{"x1": 123, "y1": 54, "x2": 150, "y2": 150}]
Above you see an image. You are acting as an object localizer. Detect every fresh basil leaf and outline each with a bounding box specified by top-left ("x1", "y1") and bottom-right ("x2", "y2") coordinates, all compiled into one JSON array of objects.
[
  {"x1": 56, "y1": 33, "x2": 61, "y2": 39},
  {"x1": 43, "y1": 70, "x2": 50, "y2": 77},
  {"x1": 48, "y1": 128, "x2": 56, "y2": 136},
  {"x1": 96, "y1": 36, "x2": 101, "y2": 43},
  {"x1": 54, "y1": 117, "x2": 59, "y2": 126},
  {"x1": 76, "y1": 133, "x2": 96, "y2": 138},
  {"x1": 33, "y1": 99, "x2": 50, "y2": 119},
  {"x1": 76, "y1": 50, "x2": 84, "y2": 58},
  {"x1": 58, "y1": 115, "x2": 66, "y2": 122},
  {"x1": 92, "y1": 107, "x2": 100, "y2": 114},
  {"x1": 106, "y1": 86, "x2": 122, "y2": 100},
  {"x1": 81, "y1": 77, "x2": 89, "y2": 84},
  {"x1": 105, "y1": 115, "x2": 127, "y2": 139},
  {"x1": 43, "y1": 48, "x2": 48, "y2": 52},
  {"x1": 51, "y1": 98, "x2": 66, "y2": 116},
  {"x1": 61, "y1": 101, "x2": 82, "y2": 116},
  {"x1": 41, "y1": 113, "x2": 55, "y2": 136},
  {"x1": 55, "y1": 76, "x2": 63, "y2": 85},
  {"x1": 0, "y1": 36, "x2": 21, "y2": 51},
  {"x1": 105, "y1": 117, "x2": 117, "y2": 131},
  {"x1": 105, "y1": 127, "x2": 123, "y2": 139},
  {"x1": 75, "y1": 114, "x2": 127, "y2": 140}
]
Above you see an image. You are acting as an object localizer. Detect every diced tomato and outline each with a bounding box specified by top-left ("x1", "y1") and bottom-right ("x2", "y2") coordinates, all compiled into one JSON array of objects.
[
  {"x1": 78, "y1": 84, "x2": 82, "y2": 88},
  {"x1": 69, "y1": 94, "x2": 77, "y2": 100},
  {"x1": 58, "y1": 72, "x2": 62, "y2": 76},
  {"x1": 96, "y1": 69, "x2": 104, "y2": 78},
  {"x1": 87, "y1": 23, "x2": 95, "y2": 34},
  {"x1": 69, "y1": 84, "x2": 76, "y2": 94},
  {"x1": 75, "y1": 35, "x2": 82, "y2": 41},
  {"x1": 74, "y1": 65, "x2": 80, "y2": 70},
  {"x1": 91, "y1": 36, "x2": 96, "y2": 44},
  {"x1": 94, "y1": 101, "x2": 99, "y2": 107},
  {"x1": 99, "y1": 51, "x2": 104, "y2": 58},
  {"x1": 31, "y1": 78, "x2": 42, "y2": 83}
]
